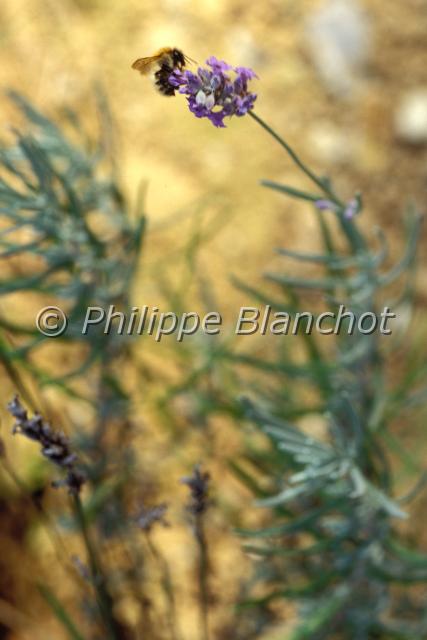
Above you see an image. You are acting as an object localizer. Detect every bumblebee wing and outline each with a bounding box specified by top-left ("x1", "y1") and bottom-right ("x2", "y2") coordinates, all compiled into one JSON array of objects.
[{"x1": 132, "y1": 55, "x2": 162, "y2": 75}]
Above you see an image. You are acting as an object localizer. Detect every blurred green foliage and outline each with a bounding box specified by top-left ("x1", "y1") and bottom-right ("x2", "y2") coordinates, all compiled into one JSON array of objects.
[{"x1": 1, "y1": 93, "x2": 427, "y2": 640}]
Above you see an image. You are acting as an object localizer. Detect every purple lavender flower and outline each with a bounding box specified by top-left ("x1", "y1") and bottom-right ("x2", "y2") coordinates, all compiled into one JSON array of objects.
[
  {"x1": 343, "y1": 197, "x2": 360, "y2": 220},
  {"x1": 181, "y1": 464, "x2": 210, "y2": 515},
  {"x1": 315, "y1": 196, "x2": 361, "y2": 219},
  {"x1": 315, "y1": 199, "x2": 339, "y2": 212},
  {"x1": 169, "y1": 57, "x2": 258, "y2": 128}
]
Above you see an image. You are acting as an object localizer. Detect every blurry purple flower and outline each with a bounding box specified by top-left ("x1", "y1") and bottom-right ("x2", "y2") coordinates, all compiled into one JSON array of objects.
[
  {"x1": 315, "y1": 197, "x2": 361, "y2": 219},
  {"x1": 206, "y1": 56, "x2": 232, "y2": 73},
  {"x1": 136, "y1": 503, "x2": 169, "y2": 532},
  {"x1": 343, "y1": 197, "x2": 360, "y2": 219},
  {"x1": 315, "y1": 199, "x2": 338, "y2": 211},
  {"x1": 7, "y1": 396, "x2": 86, "y2": 495},
  {"x1": 181, "y1": 464, "x2": 210, "y2": 515},
  {"x1": 169, "y1": 57, "x2": 258, "y2": 128}
]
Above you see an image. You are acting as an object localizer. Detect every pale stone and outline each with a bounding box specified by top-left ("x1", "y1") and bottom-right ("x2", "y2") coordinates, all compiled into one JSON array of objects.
[
  {"x1": 305, "y1": 0, "x2": 371, "y2": 96},
  {"x1": 395, "y1": 89, "x2": 427, "y2": 144}
]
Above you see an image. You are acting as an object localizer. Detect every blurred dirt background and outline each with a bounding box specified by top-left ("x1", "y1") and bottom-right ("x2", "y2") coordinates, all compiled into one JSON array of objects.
[{"x1": 0, "y1": 0, "x2": 426, "y2": 638}]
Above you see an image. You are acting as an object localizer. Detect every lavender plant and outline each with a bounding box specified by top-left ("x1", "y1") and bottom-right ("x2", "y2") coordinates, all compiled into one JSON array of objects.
[
  {"x1": 158, "y1": 57, "x2": 427, "y2": 639},
  {"x1": 182, "y1": 466, "x2": 211, "y2": 640},
  {"x1": 3, "y1": 88, "x2": 147, "y2": 583},
  {"x1": 4, "y1": 391, "x2": 216, "y2": 640},
  {"x1": 0, "y1": 56, "x2": 426, "y2": 640},
  {"x1": 0, "y1": 91, "x2": 224, "y2": 640},
  {"x1": 0, "y1": 92, "x2": 147, "y2": 466},
  {"x1": 0, "y1": 94, "x2": 180, "y2": 640},
  {"x1": 0, "y1": 92, "x2": 144, "y2": 394}
]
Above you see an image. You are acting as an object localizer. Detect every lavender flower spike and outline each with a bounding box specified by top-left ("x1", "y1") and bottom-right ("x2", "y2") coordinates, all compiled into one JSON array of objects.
[
  {"x1": 7, "y1": 396, "x2": 86, "y2": 495},
  {"x1": 169, "y1": 56, "x2": 258, "y2": 128},
  {"x1": 181, "y1": 464, "x2": 210, "y2": 515}
]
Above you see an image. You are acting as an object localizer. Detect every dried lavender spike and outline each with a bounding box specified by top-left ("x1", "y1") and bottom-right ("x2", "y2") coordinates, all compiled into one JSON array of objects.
[
  {"x1": 181, "y1": 464, "x2": 210, "y2": 516},
  {"x1": 7, "y1": 396, "x2": 86, "y2": 495},
  {"x1": 136, "y1": 503, "x2": 169, "y2": 532}
]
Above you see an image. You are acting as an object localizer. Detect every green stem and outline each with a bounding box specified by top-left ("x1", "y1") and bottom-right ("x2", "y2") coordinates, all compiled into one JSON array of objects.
[
  {"x1": 145, "y1": 533, "x2": 181, "y2": 640},
  {"x1": 249, "y1": 110, "x2": 367, "y2": 253},
  {"x1": 248, "y1": 110, "x2": 342, "y2": 205},
  {"x1": 195, "y1": 516, "x2": 210, "y2": 640},
  {"x1": 72, "y1": 495, "x2": 119, "y2": 640}
]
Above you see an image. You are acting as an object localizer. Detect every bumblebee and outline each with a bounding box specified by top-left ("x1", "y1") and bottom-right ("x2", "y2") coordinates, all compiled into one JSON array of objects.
[{"x1": 132, "y1": 47, "x2": 193, "y2": 96}]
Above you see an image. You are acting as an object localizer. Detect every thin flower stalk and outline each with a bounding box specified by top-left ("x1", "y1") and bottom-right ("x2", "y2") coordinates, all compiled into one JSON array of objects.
[{"x1": 182, "y1": 465, "x2": 211, "y2": 640}]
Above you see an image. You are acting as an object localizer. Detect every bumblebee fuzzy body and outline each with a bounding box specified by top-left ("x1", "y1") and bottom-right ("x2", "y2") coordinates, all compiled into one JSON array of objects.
[{"x1": 132, "y1": 47, "x2": 188, "y2": 96}]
